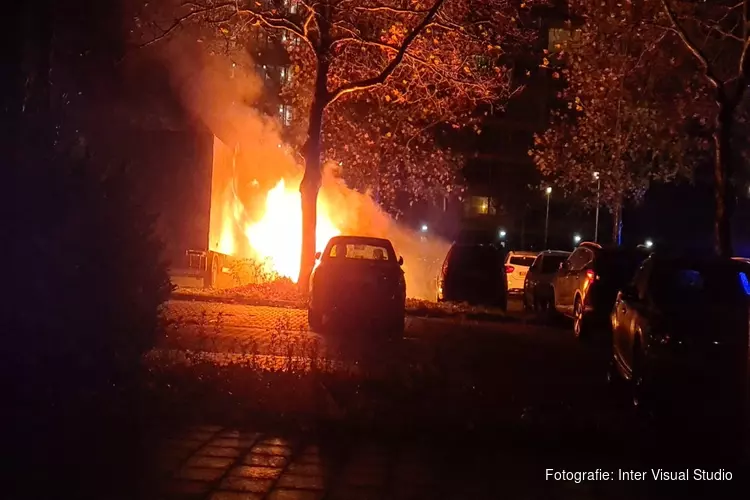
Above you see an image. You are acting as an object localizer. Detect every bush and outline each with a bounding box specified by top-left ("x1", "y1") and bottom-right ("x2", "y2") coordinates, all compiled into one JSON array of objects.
[{"x1": 5, "y1": 155, "x2": 172, "y2": 401}]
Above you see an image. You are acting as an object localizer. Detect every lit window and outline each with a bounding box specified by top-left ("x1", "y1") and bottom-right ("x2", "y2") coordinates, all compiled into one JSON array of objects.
[
  {"x1": 278, "y1": 104, "x2": 293, "y2": 126},
  {"x1": 467, "y1": 196, "x2": 495, "y2": 216}
]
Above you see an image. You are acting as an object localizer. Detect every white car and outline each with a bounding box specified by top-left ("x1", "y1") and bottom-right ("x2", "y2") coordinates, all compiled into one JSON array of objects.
[{"x1": 504, "y1": 251, "x2": 539, "y2": 295}]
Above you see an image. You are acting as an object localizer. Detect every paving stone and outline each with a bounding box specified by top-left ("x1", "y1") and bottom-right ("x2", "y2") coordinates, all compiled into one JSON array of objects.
[
  {"x1": 185, "y1": 455, "x2": 235, "y2": 469},
  {"x1": 161, "y1": 479, "x2": 212, "y2": 498},
  {"x1": 217, "y1": 430, "x2": 241, "y2": 438},
  {"x1": 193, "y1": 425, "x2": 224, "y2": 433},
  {"x1": 219, "y1": 477, "x2": 274, "y2": 493},
  {"x1": 182, "y1": 431, "x2": 217, "y2": 443},
  {"x1": 276, "y1": 474, "x2": 325, "y2": 490},
  {"x1": 210, "y1": 438, "x2": 257, "y2": 449},
  {"x1": 266, "y1": 489, "x2": 324, "y2": 500},
  {"x1": 258, "y1": 436, "x2": 293, "y2": 447},
  {"x1": 198, "y1": 446, "x2": 241, "y2": 458},
  {"x1": 177, "y1": 467, "x2": 228, "y2": 482},
  {"x1": 250, "y1": 444, "x2": 293, "y2": 457},
  {"x1": 209, "y1": 492, "x2": 263, "y2": 500},
  {"x1": 242, "y1": 454, "x2": 289, "y2": 468},
  {"x1": 163, "y1": 439, "x2": 207, "y2": 451},
  {"x1": 286, "y1": 463, "x2": 324, "y2": 476},
  {"x1": 229, "y1": 466, "x2": 282, "y2": 479}
]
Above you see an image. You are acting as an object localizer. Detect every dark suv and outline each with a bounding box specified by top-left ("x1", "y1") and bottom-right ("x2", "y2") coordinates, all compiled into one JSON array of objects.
[
  {"x1": 437, "y1": 243, "x2": 507, "y2": 309},
  {"x1": 552, "y1": 242, "x2": 651, "y2": 339}
]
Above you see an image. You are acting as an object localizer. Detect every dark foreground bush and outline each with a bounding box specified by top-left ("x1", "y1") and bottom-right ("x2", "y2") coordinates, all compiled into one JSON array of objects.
[{"x1": 3, "y1": 152, "x2": 171, "y2": 498}]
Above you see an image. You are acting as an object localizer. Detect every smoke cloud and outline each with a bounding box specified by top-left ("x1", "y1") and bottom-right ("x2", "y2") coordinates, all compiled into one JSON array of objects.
[{"x1": 155, "y1": 36, "x2": 450, "y2": 299}]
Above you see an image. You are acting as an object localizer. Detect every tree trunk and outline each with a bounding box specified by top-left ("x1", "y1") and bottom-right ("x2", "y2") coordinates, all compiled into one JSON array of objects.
[
  {"x1": 713, "y1": 99, "x2": 734, "y2": 257},
  {"x1": 297, "y1": 60, "x2": 328, "y2": 291}
]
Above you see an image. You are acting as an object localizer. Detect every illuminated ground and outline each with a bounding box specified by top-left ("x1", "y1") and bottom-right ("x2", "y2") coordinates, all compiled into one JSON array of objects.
[{"x1": 147, "y1": 298, "x2": 747, "y2": 499}]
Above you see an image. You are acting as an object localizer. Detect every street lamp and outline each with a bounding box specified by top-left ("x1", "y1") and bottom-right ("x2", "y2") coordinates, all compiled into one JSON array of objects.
[
  {"x1": 593, "y1": 172, "x2": 601, "y2": 243},
  {"x1": 421, "y1": 224, "x2": 429, "y2": 233},
  {"x1": 499, "y1": 229, "x2": 507, "y2": 238},
  {"x1": 544, "y1": 187, "x2": 552, "y2": 248},
  {"x1": 645, "y1": 239, "x2": 654, "y2": 249},
  {"x1": 573, "y1": 233, "x2": 582, "y2": 245}
]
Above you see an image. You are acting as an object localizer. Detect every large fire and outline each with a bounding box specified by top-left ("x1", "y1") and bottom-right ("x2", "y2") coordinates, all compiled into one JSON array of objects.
[
  {"x1": 244, "y1": 179, "x2": 340, "y2": 281},
  {"x1": 209, "y1": 136, "x2": 448, "y2": 298}
]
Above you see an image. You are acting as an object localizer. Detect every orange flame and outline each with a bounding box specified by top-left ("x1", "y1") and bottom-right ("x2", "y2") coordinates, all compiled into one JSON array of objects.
[
  {"x1": 244, "y1": 179, "x2": 340, "y2": 281},
  {"x1": 210, "y1": 138, "x2": 448, "y2": 298}
]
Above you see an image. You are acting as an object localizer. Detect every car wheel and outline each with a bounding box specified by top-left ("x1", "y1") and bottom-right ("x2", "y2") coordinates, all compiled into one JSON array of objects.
[
  {"x1": 390, "y1": 311, "x2": 405, "y2": 339},
  {"x1": 631, "y1": 336, "x2": 649, "y2": 412},
  {"x1": 532, "y1": 291, "x2": 542, "y2": 312},
  {"x1": 573, "y1": 296, "x2": 586, "y2": 339},
  {"x1": 307, "y1": 307, "x2": 323, "y2": 332}
]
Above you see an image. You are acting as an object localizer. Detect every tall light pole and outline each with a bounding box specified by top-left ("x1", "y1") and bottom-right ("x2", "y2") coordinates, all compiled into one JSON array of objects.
[
  {"x1": 544, "y1": 186, "x2": 552, "y2": 248},
  {"x1": 593, "y1": 172, "x2": 601, "y2": 243}
]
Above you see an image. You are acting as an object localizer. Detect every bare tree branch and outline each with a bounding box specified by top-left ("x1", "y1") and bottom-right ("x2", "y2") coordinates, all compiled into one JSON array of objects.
[
  {"x1": 354, "y1": 5, "x2": 431, "y2": 15},
  {"x1": 139, "y1": 5, "x2": 220, "y2": 48},
  {"x1": 140, "y1": 2, "x2": 316, "y2": 52},
  {"x1": 327, "y1": 0, "x2": 446, "y2": 104},
  {"x1": 661, "y1": 0, "x2": 723, "y2": 90},
  {"x1": 682, "y1": 16, "x2": 745, "y2": 42}
]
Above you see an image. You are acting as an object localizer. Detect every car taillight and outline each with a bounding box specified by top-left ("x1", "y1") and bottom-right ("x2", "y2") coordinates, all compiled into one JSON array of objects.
[
  {"x1": 505, "y1": 265, "x2": 515, "y2": 273},
  {"x1": 586, "y1": 269, "x2": 598, "y2": 282}
]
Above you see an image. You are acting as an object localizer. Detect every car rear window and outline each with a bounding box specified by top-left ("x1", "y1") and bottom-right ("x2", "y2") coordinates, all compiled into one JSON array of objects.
[
  {"x1": 509, "y1": 256, "x2": 536, "y2": 267},
  {"x1": 330, "y1": 243, "x2": 393, "y2": 261},
  {"x1": 541, "y1": 255, "x2": 568, "y2": 273},
  {"x1": 449, "y1": 246, "x2": 501, "y2": 272},
  {"x1": 651, "y1": 264, "x2": 750, "y2": 306},
  {"x1": 597, "y1": 250, "x2": 649, "y2": 279}
]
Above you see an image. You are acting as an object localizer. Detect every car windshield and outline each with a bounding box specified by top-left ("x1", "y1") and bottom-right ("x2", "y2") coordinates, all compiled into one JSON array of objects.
[
  {"x1": 541, "y1": 255, "x2": 568, "y2": 273},
  {"x1": 329, "y1": 243, "x2": 393, "y2": 262},
  {"x1": 449, "y1": 246, "x2": 501, "y2": 272},
  {"x1": 509, "y1": 256, "x2": 536, "y2": 267},
  {"x1": 651, "y1": 263, "x2": 750, "y2": 307}
]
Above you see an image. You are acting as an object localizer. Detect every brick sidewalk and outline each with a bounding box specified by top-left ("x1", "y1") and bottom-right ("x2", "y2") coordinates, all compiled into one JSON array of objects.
[
  {"x1": 153, "y1": 425, "x2": 444, "y2": 500},
  {"x1": 149, "y1": 425, "x2": 641, "y2": 500}
]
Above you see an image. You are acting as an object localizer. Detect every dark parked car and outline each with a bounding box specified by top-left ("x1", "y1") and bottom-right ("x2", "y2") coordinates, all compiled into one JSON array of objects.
[
  {"x1": 553, "y1": 242, "x2": 651, "y2": 339},
  {"x1": 610, "y1": 256, "x2": 750, "y2": 415},
  {"x1": 308, "y1": 235, "x2": 406, "y2": 335},
  {"x1": 523, "y1": 250, "x2": 570, "y2": 311},
  {"x1": 437, "y1": 243, "x2": 507, "y2": 309}
]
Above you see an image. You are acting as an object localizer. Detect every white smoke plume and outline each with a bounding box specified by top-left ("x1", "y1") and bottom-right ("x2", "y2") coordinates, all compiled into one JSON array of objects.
[{"x1": 155, "y1": 35, "x2": 450, "y2": 299}]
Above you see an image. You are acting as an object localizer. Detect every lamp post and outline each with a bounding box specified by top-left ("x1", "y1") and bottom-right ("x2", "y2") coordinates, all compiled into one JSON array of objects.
[
  {"x1": 544, "y1": 186, "x2": 552, "y2": 248},
  {"x1": 593, "y1": 172, "x2": 601, "y2": 243}
]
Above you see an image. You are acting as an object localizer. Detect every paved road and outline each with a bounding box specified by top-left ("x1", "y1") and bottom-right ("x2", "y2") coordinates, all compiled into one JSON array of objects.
[
  {"x1": 149, "y1": 298, "x2": 747, "y2": 499},
  {"x1": 162, "y1": 297, "x2": 540, "y2": 352}
]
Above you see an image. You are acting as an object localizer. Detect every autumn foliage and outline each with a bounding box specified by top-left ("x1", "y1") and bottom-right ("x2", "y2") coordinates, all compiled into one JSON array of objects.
[
  {"x1": 136, "y1": 0, "x2": 539, "y2": 282},
  {"x1": 531, "y1": 1, "x2": 711, "y2": 241},
  {"x1": 533, "y1": 0, "x2": 749, "y2": 249}
]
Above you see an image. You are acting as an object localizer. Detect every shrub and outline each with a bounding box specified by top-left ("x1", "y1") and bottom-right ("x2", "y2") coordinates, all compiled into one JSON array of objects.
[{"x1": 4, "y1": 153, "x2": 172, "y2": 412}]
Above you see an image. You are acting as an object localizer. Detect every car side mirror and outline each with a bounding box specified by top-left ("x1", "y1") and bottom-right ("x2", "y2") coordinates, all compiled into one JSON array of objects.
[
  {"x1": 398, "y1": 256, "x2": 404, "y2": 266},
  {"x1": 314, "y1": 252, "x2": 322, "y2": 260}
]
